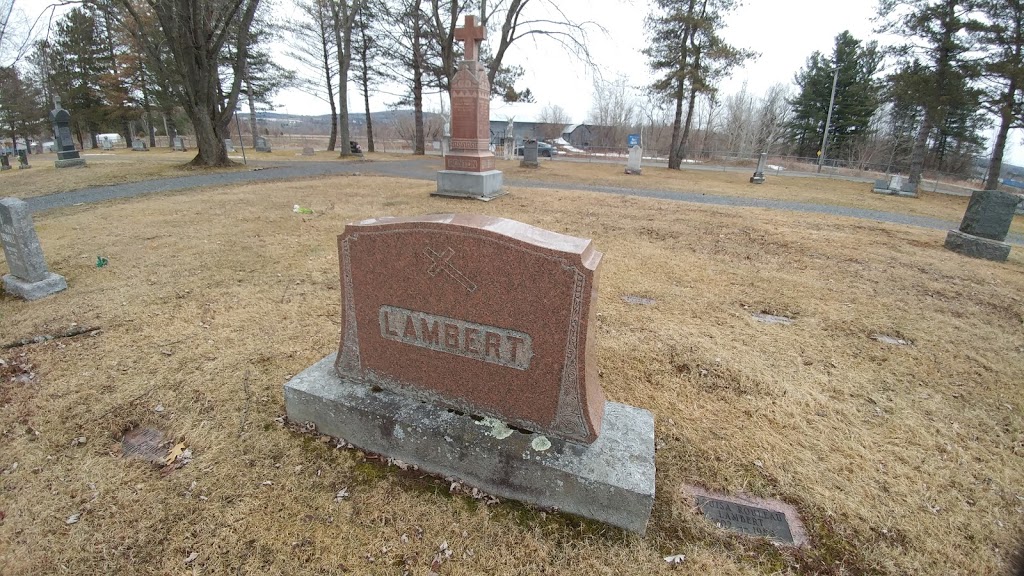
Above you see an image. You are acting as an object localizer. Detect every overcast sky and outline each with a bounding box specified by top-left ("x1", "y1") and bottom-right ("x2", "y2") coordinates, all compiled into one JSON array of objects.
[{"x1": 16, "y1": 0, "x2": 1024, "y2": 164}]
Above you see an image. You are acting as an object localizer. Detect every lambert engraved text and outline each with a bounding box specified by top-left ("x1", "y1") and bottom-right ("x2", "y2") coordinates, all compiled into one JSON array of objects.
[{"x1": 379, "y1": 305, "x2": 532, "y2": 370}]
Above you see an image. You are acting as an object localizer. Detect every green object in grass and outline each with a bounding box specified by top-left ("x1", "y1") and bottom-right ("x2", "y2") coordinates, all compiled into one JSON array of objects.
[{"x1": 96, "y1": 256, "x2": 108, "y2": 268}]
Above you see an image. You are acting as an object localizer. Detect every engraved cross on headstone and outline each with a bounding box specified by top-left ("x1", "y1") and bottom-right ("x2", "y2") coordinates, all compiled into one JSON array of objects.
[{"x1": 454, "y1": 14, "x2": 486, "y2": 62}]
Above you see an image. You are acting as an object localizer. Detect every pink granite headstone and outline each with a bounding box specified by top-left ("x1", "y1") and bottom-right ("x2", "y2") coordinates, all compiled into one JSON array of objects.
[{"x1": 334, "y1": 214, "x2": 605, "y2": 444}]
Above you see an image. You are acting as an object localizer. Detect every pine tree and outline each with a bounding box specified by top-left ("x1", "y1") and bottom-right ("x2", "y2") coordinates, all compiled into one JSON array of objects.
[
  {"x1": 787, "y1": 31, "x2": 882, "y2": 163},
  {"x1": 977, "y1": 0, "x2": 1024, "y2": 188}
]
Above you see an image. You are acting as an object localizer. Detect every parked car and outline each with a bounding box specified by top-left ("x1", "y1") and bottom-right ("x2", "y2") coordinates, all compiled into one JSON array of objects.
[
  {"x1": 350, "y1": 140, "x2": 362, "y2": 153},
  {"x1": 514, "y1": 141, "x2": 554, "y2": 157}
]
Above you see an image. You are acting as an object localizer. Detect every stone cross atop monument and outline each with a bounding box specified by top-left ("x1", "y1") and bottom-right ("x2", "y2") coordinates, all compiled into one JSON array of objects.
[{"x1": 454, "y1": 15, "x2": 485, "y2": 62}]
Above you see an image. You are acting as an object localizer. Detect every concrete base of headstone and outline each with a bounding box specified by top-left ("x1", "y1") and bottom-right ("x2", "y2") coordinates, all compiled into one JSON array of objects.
[
  {"x1": 284, "y1": 354, "x2": 656, "y2": 534},
  {"x1": 520, "y1": 159, "x2": 539, "y2": 168},
  {"x1": 434, "y1": 169, "x2": 505, "y2": 201},
  {"x1": 1, "y1": 165, "x2": 10, "y2": 172},
  {"x1": 624, "y1": 167, "x2": 642, "y2": 175},
  {"x1": 749, "y1": 174, "x2": 765, "y2": 184},
  {"x1": 17, "y1": 165, "x2": 30, "y2": 170},
  {"x1": 944, "y1": 229, "x2": 1011, "y2": 261},
  {"x1": 54, "y1": 158, "x2": 86, "y2": 168},
  {"x1": 2, "y1": 271, "x2": 67, "y2": 300},
  {"x1": 872, "y1": 186, "x2": 918, "y2": 198}
]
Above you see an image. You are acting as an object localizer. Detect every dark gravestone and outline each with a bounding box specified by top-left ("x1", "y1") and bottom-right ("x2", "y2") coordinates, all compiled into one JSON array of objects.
[
  {"x1": 0, "y1": 154, "x2": 10, "y2": 171},
  {"x1": 944, "y1": 189, "x2": 1018, "y2": 261},
  {"x1": 17, "y1": 150, "x2": 29, "y2": 169},
  {"x1": 132, "y1": 138, "x2": 149, "y2": 151},
  {"x1": 302, "y1": 146, "x2": 315, "y2": 156},
  {"x1": 520, "y1": 139, "x2": 539, "y2": 168},
  {"x1": 172, "y1": 136, "x2": 187, "y2": 152},
  {"x1": 50, "y1": 98, "x2": 85, "y2": 168},
  {"x1": 750, "y1": 153, "x2": 767, "y2": 184},
  {"x1": 255, "y1": 136, "x2": 271, "y2": 152},
  {"x1": 695, "y1": 495, "x2": 795, "y2": 544},
  {"x1": 1, "y1": 197, "x2": 67, "y2": 300}
]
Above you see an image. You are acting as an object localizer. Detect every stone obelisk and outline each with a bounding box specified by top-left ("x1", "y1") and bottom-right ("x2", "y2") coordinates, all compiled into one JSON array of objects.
[{"x1": 434, "y1": 15, "x2": 504, "y2": 201}]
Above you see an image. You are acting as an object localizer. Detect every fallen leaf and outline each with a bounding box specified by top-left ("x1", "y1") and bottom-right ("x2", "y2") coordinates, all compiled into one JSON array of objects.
[
  {"x1": 184, "y1": 551, "x2": 199, "y2": 564},
  {"x1": 164, "y1": 442, "x2": 186, "y2": 465},
  {"x1": 66, "y1": 513, "x2": 80, "y2": 525},
  {"x1": 335, "y1": 488, "x2": 350, "y2": 501},
  {"x1": 262, "y1": 480, "x2": 273, "y2": 486}
]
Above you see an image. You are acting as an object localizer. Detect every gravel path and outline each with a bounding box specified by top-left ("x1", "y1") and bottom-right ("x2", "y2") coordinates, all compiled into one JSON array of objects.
[{"x1": 23, "y1": 157, "x2": 1023, "y2": 246}]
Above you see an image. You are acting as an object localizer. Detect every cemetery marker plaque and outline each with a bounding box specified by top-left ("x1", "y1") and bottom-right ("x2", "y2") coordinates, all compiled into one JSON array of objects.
[{"x1": 695, "y1": 495, "x2": 796, "y2": 544}]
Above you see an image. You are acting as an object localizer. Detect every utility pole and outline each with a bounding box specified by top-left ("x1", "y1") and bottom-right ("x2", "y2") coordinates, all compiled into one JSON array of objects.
[{"x1": 817, "y1": 66, "x2": 839, "y2": 174}]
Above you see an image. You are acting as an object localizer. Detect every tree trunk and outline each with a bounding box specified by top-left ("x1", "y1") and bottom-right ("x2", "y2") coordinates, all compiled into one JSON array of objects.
[
  {"x1": 246, "y1": 75, "x2": 258, "y2": 149},
  {"x1": 363, "y1": 85, "x2": 374, "y2": 153},
  {"x1": 412, "y1": 9, "x2": 425, "y2": 155},
  {"x1": 142, "y1": 85, "x2": 156, "y2": 147},
  {"x1": 679, "y1": 83, "x2": 699, "y2": 161},
  {"x1": 330, "y1": 0, "x2": 353, "y2": 157},
  {"x1": 985, "y1": 82, "x2": 1016, "y2": 190},
  {"x1": 322, "y1": 17, "x2": 338, "y2": 152},
  {"x1": 668, "y1": 91, "x2": 684, "y2": 169}
]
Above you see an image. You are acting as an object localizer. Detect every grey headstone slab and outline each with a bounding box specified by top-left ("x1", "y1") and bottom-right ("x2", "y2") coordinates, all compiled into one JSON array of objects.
[
  {"x1": 944, "y1": 229, "x2": 1011, "y2": 262},
  {"x1": 958, "y1": 189, "x2": 1018, "y2": 242},
  {"x1": 685, "y1": 484, "x2": 807, "y2": 546},
  {"x1": 285, "y1": 353, "x2": 656, "y2": 534},
  {"x1": 752, "y1": 312, "x2": 793, "y2": 325},
  {"x1": 1, "y1": 197, "x2": 50, "y2": 282}
]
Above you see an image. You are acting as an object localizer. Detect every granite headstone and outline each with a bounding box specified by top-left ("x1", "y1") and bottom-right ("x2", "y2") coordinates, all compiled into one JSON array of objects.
[
  {"x1": 0, "y1": 154, "x2": 10, "y2": 171},
  {"x1": 132, "y1": 138, "x2": 148, "y2": 151},
  {"x1": 520, "y1": 139, "x2": 539, "y2": 168},
  {"x1": 1, "y1": 197, "x2": 67, "y2": 300},
  {"x1": 944, "y1": 189, "x2": 1018, "y2": 261},
  {"x1": 255, "y1": 136, "x2": 271, "y2": 152},
  {"x1": 50, "y1": 97, "x2": 85, "y2": 168},
  {"x1": 172, "y1": 136, "x2": 187, "y2": 151},
  {"x1": 16, "y1": 150, "x2": 29, "y2": 169},
  {"x1": 749, "y1": 152, "x2": 767, "y2": 184},
  {"x1": 284, "y1": 214, "x2": 655, "y2": 533},
  {"x1": 625, "y1": 146, "x2": 643, "y2": 175}
]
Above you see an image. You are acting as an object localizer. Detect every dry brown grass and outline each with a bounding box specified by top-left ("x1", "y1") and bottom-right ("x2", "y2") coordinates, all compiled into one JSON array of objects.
[
  {"x1": 4, "y1": 151, "x2": 248, "y2": 199},
  {"x1": 498, "y1": 159, "x2": 1024, "y2": 235},
  {"x1": 1, "y1": 175, "x2": 1023, "y2": 575}
]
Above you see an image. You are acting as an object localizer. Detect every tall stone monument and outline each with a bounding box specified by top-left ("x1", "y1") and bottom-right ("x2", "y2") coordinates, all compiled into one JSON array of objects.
[
  {"x1": 1, "y1": 198, "x2": 67, "y2": 300},
  {"x1": 50, "y1": 97, "x2": 86, "y2": 168},
  {"x1": 435, "y1": 15, "x2": 504, "y2": 201}
]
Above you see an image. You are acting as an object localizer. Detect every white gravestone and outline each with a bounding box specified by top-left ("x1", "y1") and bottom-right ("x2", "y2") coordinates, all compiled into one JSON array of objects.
[
  {"x1": 1, "y1": 198, "x2": 67, "y2": 300},
  {"x1": 625, "y1": 146, "x2": 643, "y2": 175}
]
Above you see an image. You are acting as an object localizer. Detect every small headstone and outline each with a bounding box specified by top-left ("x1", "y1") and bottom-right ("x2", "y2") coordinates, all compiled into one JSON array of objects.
[
  {"x1": 131, "y1": 138, "x2": 148, "y2": 152},
  {"x1": 749, "y1": 152, "x2": 767, "y2": 184},
  {"x1": 224, "y1": 139, "x2": 235, "y2": 152},
  {"x1": 0, "y1": 155, "x2": 10, "y2": 171},
  {"x1": 17, "y1": 150, "x2": 29, "y2": 169},
  {"x1": 50, "y1": 97, "x2": 85, "y2": 168},
  {"x1": 888, "y1": 174, "x2": 902, "y2": 191},
  {"x1": 101, "y1": 138, "x2": 113, "y2": 151},
  {"x1": 625, "y1": 146, "x2": 643, "y2": 175},
  {"x1": 695, "y1": 495, "x2": 797, "y2": 544},
  {"x1": 0, "y1": 197, "x2": 68, "y2": 300},
  {"x1": 872, "y1": 174, "x2": 917, "y2": 197},
  {"x1": 172, "y1": 136, "x2": 187, "y2": 152},
  {"x1": 284, "y1": 214, "x2": 655, "y2": 533},
  {"x1": 944, "y1": 189, "x2": 1018, "y2": 261},
  {"x1": 520, "y1": 139, "x2": 539, "y2": 168},
  {"x1": 120, "y1": 428, "x2": 170, "y2": 465},
  {"x1": 255, "y1": 136, "x2": 271, "y2": 152},
  {"x1": 302, "y1": 146, "x2": 315, "y2": 156}
]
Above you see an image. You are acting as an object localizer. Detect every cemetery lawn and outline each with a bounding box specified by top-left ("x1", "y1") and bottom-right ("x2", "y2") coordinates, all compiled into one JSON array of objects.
[
  {"x1": 498, "y1": 159, "x2": 1024, "y2": 236},
  {"x1": 4, "y1": 152, "x2": 251, "y2": 199},
  {"x1": 1, "y1": 175, "x2": 1022, "y2": 575}
]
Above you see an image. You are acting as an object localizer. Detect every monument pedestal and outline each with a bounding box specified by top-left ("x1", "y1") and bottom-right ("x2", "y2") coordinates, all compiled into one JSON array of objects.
[
  {"x1": 54, "y1": 158, "x2": 86, "y2": 168},
  {"x1": 434, "y1": 169, "x2": 505, "y2": 201},
  {"x1": 944, "y1": 229, "x2": 1011, "y2": 261},
  {"x1": 2, "y1": 271, "x2": 67, "y2": 300},
  {"x1": 284, "y1": 354, "x2": 656, "y2": 534}
]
